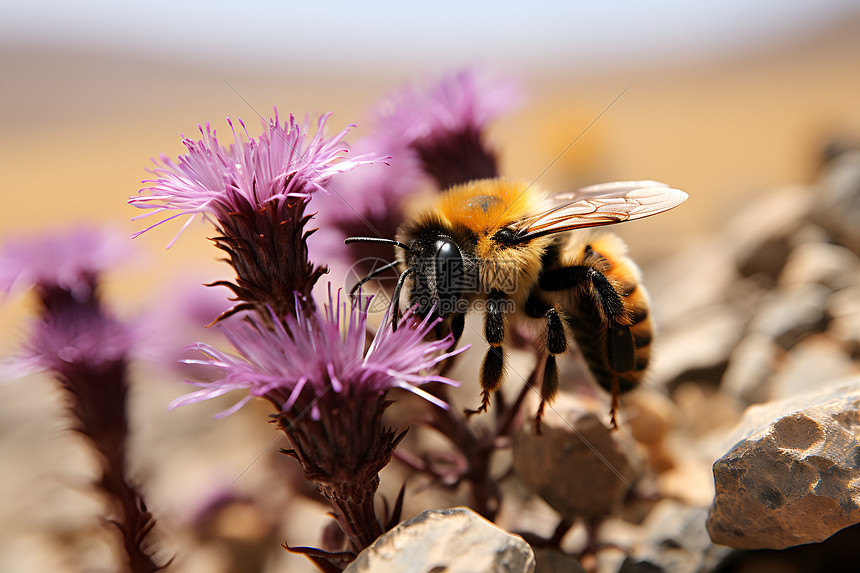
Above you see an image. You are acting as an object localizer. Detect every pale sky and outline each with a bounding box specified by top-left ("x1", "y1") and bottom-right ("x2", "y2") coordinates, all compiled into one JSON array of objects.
[{"x1": 2, "y1": 0, "x2": 859, "y2": 73}]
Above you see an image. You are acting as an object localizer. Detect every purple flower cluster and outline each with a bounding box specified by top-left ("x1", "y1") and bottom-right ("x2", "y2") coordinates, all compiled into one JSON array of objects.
[
  {"x1": 128, "y1": 102, "x2": 487, "y2": 563},
  {"x1": 1, "y1": 226, "x2": 133, "y2": 299},
  {"x1": 7, "y1": 67, "x2": 532, "y2": 571},
  {"x1": 1, "y1": 227, "x2": 164, "y2": 572},
  {"x1": 1, "y1": 227, "x2": 139, "y2": 381}
]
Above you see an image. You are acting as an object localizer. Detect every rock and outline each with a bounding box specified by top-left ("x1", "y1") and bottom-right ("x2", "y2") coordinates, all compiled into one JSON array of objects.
[
  {"x1": 707, "y1": 377, "x2": 860, "y2": 549},
  {"x1": 672, "y1": 383, "x2": 742, "y2": 438},
  {"x1": 620, "y1": 501, "x2": 731, "y2": 573},
  {"x1": 709, "y1": 521, "x2": 860, "y2": 573},
  {"x1": 736, "y1": 233, "x2": 793, "y2": 286},
  {"x1": 658, "y1": 459, "x2": 717, "y2": 509},
  {"x1": 624, "y1": 390, "x2": 675, "y2": 448},
  {"x1": 814, "y1": 151, "x2": 860, "y2": 252},
  {"x1": 511, "y1": 393, "x2": 643, "y2": 519},
  {"x1": 728, "y1": 186, "x2": 814, "y2": 278},
  {"x1": 721, "y1": 332, "x2": 780, "y2": 404},
  {"x1": 746, "y1": 284, "x2": 830, "y2": 349},
  {"x1": 343, "y1": 507, "x2": 535, "y2": 573},
  {"x1": 646, "y1": 237, "x2": 738, "y2": 327}
]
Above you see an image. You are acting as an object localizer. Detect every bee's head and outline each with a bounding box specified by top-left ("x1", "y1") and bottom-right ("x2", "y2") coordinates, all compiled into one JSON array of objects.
[
  {"x1": 403, "y1": 233, "x2": 473, "y2": 319},
  {"x1": 345, "y1": 227, "x2": 477, "y2": 331}
]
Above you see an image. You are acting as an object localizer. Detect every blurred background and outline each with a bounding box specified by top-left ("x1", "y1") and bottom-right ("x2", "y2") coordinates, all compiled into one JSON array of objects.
[{"x1": 2, "y1": 1, "x2": 860, "y2": 571}]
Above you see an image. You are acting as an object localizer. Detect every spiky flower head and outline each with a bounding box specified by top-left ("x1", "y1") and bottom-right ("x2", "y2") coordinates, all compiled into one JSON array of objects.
[
  {"x1": 129, "y1": 112, "x2": 381, "y2": 320},
  {"x1": 374, "y1": 68, "x2": 519, "y2": 189},
  {"x1": 170, "y1": 286, "x2": 463, "y2": 419},
  {"x1": 317, "y1": 71, "x2": 518, "y2": 281},
  {"x1": 1, "y1": 226, "x2": 134, "y2": 301},
  {"x1": 171, "y1": 286, "x2": 465, "y2": 552},
  {"x1": 1, "y1": 227, "x2": 139, "y2": 378},
  {"x1": 313, "y1": 134, "x2": 425, "y2": 278}
]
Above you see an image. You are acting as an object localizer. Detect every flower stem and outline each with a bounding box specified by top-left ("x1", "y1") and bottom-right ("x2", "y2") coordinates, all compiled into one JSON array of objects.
[{"x1": 318, "y1": 483, "x2": 383, "y2": 553}]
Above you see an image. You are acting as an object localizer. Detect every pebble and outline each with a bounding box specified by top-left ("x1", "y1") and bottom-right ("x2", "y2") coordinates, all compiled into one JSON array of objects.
[
  {"x1": 511, "y1": 393, "x2": 643, "y2": 519},
  {"x1": 343, "y1": 507, "x2": 535, "y2": 573}
]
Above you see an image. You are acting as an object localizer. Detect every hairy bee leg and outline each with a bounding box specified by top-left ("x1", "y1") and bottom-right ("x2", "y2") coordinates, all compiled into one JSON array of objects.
[
  {"x1": 535, "y1": 354, "x2": 560, "y2": 434},
  {"x1": 466, "y1": 290, "x2": 507, "y2": 417},
  {"x1": 534, "y1": 308, "x2": 569, "y2": 433},
  {"x1": 540, "y1": 262, "x2": 640, "y2": 429},
  {"x1": 540, "y1": 265, "x2": 625, "y2": 325}
]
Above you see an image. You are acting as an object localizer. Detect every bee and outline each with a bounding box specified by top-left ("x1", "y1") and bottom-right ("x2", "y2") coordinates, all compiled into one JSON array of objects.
[{"x1": 346, "y1": 178, "x2": 687, "y2": 429}]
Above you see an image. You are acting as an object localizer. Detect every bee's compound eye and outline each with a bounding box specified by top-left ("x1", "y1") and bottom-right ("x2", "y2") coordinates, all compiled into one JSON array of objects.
[{"x1": 435, "y1": 241, "x2": 463, "y2": 314}]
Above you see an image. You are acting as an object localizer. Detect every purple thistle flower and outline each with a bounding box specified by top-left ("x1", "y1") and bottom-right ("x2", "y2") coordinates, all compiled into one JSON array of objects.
[
  {"x1": 170, "y1": 287, "x2": 463, "y2": 418},
  {"x1": 1, "y1": 227, "x2": 165, "y2": 572},
  {"x1": 129, "y1": 112, "x2": 382, "y2": 320},
  {"x1": 312, "y1": 135, "x2": 425, "y2": 279},
  {"x1": 314, "y1": 70, "x2": 520, "y2": 282},
  {"x1": 130, "y1": 112, "x2": 375, "y2": 243},
  {"x1": 374, "y1": 69, "x2": 519, "y2": 189},
  {"x1": 171, "y1": 286, "x2": 466, "y2": 554},
  {"x1": 1, "y1": 227, "x2": 140, "y2": 377},
  {"x1": 1, "y1": 226, "x2": 134, "y2": 300}
]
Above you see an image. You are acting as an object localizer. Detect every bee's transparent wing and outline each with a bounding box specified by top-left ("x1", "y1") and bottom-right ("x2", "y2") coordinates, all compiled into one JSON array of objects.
[{"x1": 514, "y1": 181, "x2": 688, "y2": 240}]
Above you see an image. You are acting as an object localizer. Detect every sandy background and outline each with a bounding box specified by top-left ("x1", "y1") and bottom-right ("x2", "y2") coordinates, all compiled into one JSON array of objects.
[{"x1": 2, "y1": 2, "x2": 860, "y2": 571}]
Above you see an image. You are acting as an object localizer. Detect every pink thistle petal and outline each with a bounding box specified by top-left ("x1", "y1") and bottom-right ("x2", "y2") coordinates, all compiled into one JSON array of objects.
[
  {"x1": 173, "y1": 285, "x2": 462, "y2": 417},
  {"x1": 130, "y1": 111, "x2": 383, "y2": 245}
]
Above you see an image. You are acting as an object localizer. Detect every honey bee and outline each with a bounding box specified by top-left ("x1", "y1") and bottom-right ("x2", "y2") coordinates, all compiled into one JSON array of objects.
[{"x1": 346, "y1": 178, "x2": 687, "y2": 429}]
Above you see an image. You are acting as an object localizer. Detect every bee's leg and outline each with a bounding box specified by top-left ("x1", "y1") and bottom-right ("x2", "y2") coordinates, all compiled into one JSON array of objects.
[
  {"x1": 433, "y1": 311, "x2": 466, "y2": 345},
  {"x1": 451, "y1": 312, "x2": 466, "y2": 346},
  {"x1": 436, "y1": 312, "x2": 467, "y2": 378},
  {"x1": 525, "y1": 293, "x2": 569, "y2": 433},
  {"x1": 467, "y1": 289, "x2": 507, "y2": 416},
  {"x1": 540, "y1": 263, "x2": 631, "y2": 429},
  {"x1": 540, "y1": 265, "x2": 625, "y2": 327},
  {"x1": 534, "y1": 309, "x2": 568, "y2": 433}
]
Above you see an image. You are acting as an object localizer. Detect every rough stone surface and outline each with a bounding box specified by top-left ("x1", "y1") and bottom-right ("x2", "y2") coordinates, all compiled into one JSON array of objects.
[
  {"x1": 707, "y1": 378, "x2": 860, "y2": 549},
  {"x1": 620, "y1": 501, "x2": 731, "y2": 573},
  {"x1": 343, "y1": 508, "x2": 535, "y2": 573},
  {"x1": 511, "y1": 393, "x2": 643, "y2": 519}
]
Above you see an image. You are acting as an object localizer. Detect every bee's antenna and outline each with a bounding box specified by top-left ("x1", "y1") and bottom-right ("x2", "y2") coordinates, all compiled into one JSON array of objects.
[
  {"x1": 390, "y1": 266, "x2": 414, "y2": 332},
  {"x1": 349, "y1": 260, "x2": 400, "y2": 297},
  {"x1": 345, "y1": 236, "x2": 412, "y2": 253}
]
